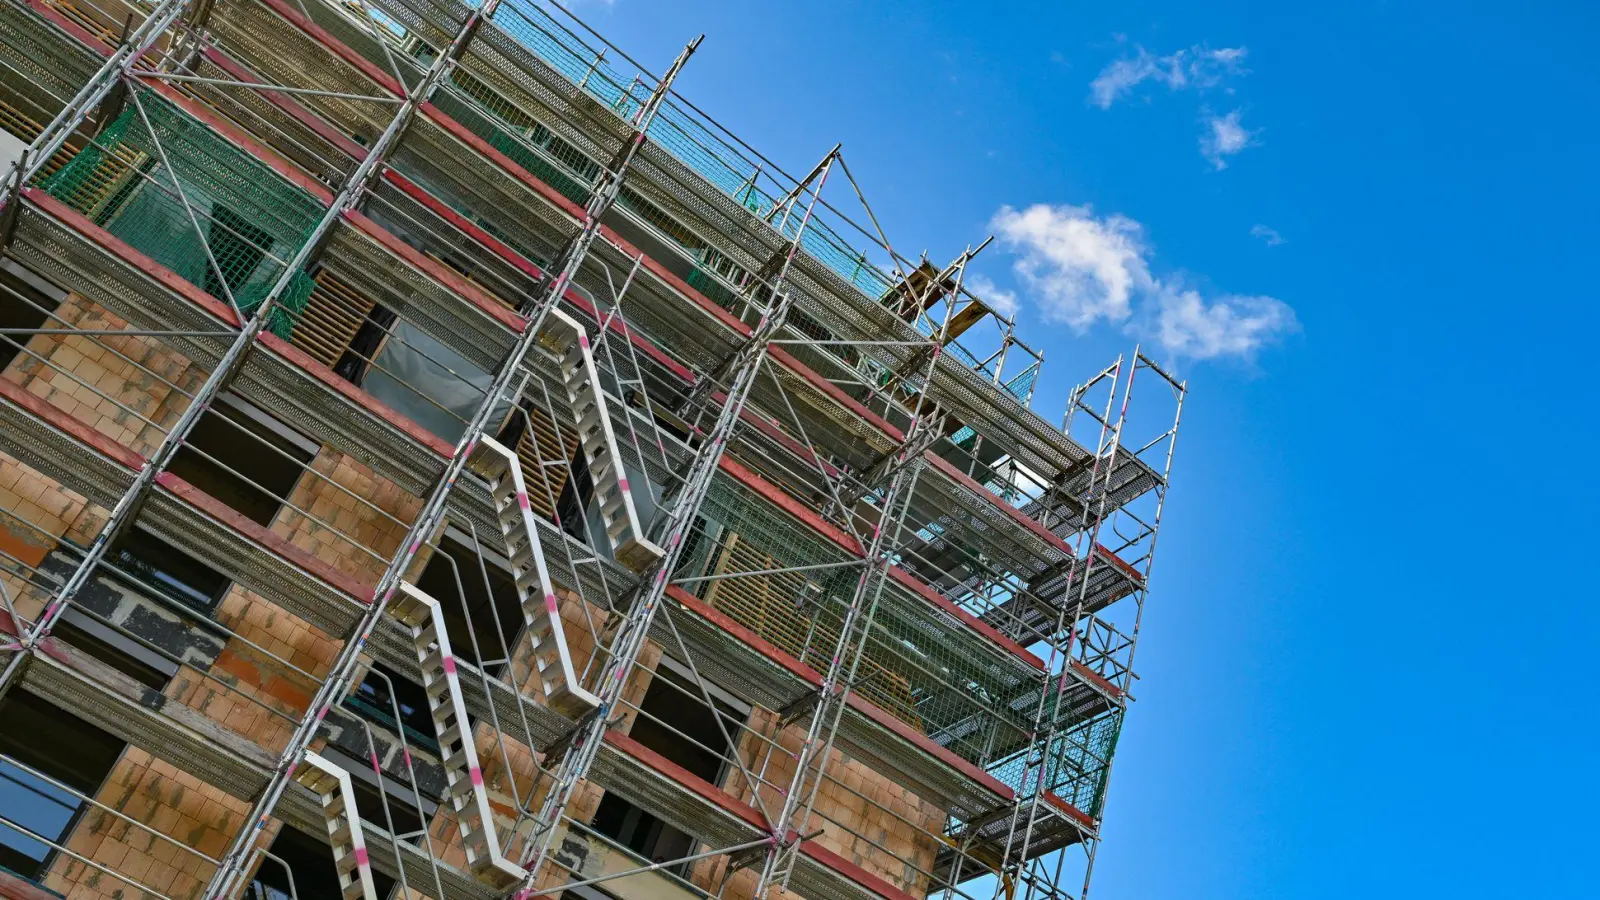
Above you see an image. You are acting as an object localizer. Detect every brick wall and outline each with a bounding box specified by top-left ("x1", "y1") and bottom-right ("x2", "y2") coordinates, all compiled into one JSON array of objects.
[
  {"x1": 272, "y1": 446, "x2": 423, "y2": 586},
  {"x1": 4, "y1": 293, "x2": 207, "y2": 457},
  {"x1": 0, "y1": 451, "x2": 106, "y2": 623},
  {"x1": 704, "y1": 707, "x2": 946, "y2": 900},
  {"x1": 43, "y1": 748, "x2": 279, "y2": 900}
]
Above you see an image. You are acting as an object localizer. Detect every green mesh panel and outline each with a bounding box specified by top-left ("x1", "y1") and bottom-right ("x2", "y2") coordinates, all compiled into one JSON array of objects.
[
  {"x1": 985, "y1": 709, "x2": 1122, "y2": 818},
  {"x1": 688, "y1": 471, "x2": 1080, "y2": 766},
  {"x1": 38, "y1": 92, "x2": 323, "y2": 331}
]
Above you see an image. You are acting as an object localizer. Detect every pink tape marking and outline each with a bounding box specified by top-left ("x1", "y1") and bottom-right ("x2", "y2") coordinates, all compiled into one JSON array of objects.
[
  {"x1": 517, "y1": 491, "x2": 531, "y2": 511},
  {"x1": 441, "y1": 656, "x2": 457, "y2": 675},
  {"x1": 354, "y1": 847, "x2": 369, "y2": 867},
  {"x1": 469, "y1": 766, "x2": 484, "y2": 786},
  {"x1": 578, "y1": 334, "x2": 590, "y2": 350},
  {"x1": 616, "y1": 477, "x2": 630, "y2": 491},
  {"x1": 545, "y1": 593, "x2": 559, "y2": 614}
]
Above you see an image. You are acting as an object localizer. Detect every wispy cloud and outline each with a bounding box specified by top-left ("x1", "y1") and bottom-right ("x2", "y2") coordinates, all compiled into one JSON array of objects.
[
  {"x1": 1088, "y1": 44, "x2": 1247, "y2": 109},
  {"x1": 1201, "y1": 109, "x2": 1257, "y2": 169},
  {"x1": 966, "y1": 273, "x2": 1019, "y2": 318},
  {"x1": 1250, "y1": 224, "x2": 1285, "y2": 246},
  {"x1": 991, "y1": 203, "x2": 1297, "y2": 360}
]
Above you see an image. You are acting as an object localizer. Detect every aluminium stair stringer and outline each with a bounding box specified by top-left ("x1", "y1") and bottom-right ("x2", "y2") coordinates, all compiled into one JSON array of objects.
[
  {"x1": 388, "y1": 582, "x2": 528, "y2": 889},
  {"x1": 293, "y1": 751, "x2": 381, "y2": 900},
  {"x1": 473, "y1": 435, "x2": 603, "y2": 718},
  {"x1": 544, "y1": 308, "x2": 666, "y2": 574}
]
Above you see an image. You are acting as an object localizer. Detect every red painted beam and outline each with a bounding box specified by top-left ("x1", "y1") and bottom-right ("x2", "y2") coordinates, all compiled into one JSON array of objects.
[
  {"x1": 340, "y1": 208, "x2": 527, "y2": 334},
  {"x1": 666, "y1": 586, "x2": 1016, "y2": 803},
  {"x1": 379, "y1": 170, "x2": 696, "y2": 383},
  {"x1": 23, "y1": 189, "x2": 244, "y2": 329},
  {"x1": 601, "y1": 729, "x2": 771, "y2": 831},
  {"x1": 25, "y1": 189, "x2": 457, "y2": 464},
  {"x1": 799, "y1": 841, "x2": 922, "y2": 900},
  {"x1": 1041, "y1": 791, "x2": 1096, "y2": 829},
  {"x1": 0, "y1": 357, "x2": 381, "y2": 606},
  {"x1": 253, "y1": 0, "x2": 406, "y2": 98},
  {"x1": 0, "y1": 377, "x2": 146, "y2": 471},
  {"x1": 710, "y1": 450, "x2": 1046, "y2": 672},
  {"x1": 258, "y1": 333, "x2": 454, "y2": 458},
  {"x1": 885, "y1": 566, "x2": 1046, "y2": 671},
  {"x1": 604, "y1": 728, "x2": 932, "y2": 900},
  {"x1": 142, "y1": 79, "x2": 336, "y2": 206},
  {"x1": 22, "y1": 0, "x2": 110, "y2": 54}
]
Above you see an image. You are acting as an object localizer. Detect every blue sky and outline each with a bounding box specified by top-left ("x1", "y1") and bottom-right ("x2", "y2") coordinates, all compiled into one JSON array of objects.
[{"x1": 576, "y1": 1, "x2": 1597, "y2": 897}]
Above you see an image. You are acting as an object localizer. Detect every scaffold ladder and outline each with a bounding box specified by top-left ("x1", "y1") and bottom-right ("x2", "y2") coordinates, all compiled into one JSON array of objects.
[
  {"x1": 389, "y1": 582, "x2": 528, "y2": 888},
  {"x1": 293, "y1": 752, "x2": 380, "y2": 900},
  {"x1": 545, "y1": 308, "x2": 664, "y2": 573},
  {"x1": 475, "y1": 435, "x2": 603, "y2": 717}
]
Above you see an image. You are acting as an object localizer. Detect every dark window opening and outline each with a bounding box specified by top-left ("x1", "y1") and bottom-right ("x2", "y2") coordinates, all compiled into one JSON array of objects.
[
  {"x1": 348, "y1": 769, "x2": 424, "y2": 843},
  {"x1": 590, "y1": 666, "x2": 741, "y2": 869},
  {"x1": 0, "y1": 266, "x2": 62, "y2": 371},
  {"x1": 102, "y1": 527, "x2": 231, "y2": 616},
  {"x1": 0, "y1": 690, "x2": 125, "y2": 883},
  {"x1": 629, "y1": 666, "x2": 738, "y2": 785},
  {"x1": 556, "y1": 446, "x2": 595, "y2": 547},
  {"x1": 246, "y1": 823, "x2": 397, "y2": 900},
  {"x1": 165, "y1": 399, "x2": 314, "y2": 527},
  {"x1": 412, "y1": 536, "x2": 524, "y2": 673},
  {"x1": 52, "y1": 613, "x2": 173, "y2": 691},
  {"x1": 347, "y1": 662, "x2": 439, "y2": 757}
]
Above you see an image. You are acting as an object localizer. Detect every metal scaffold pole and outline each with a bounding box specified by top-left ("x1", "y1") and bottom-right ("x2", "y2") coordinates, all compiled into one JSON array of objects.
[
  {"x1": 510, "y1": 145, "x2": 842, "y2": 898},
  {"x1": 0, "y1": 0, "x2": 511, "y2": 700},
  {"x1": 194, "y1": 17, "x2": 704, "y2": 899},
  {"x1": 0, "y1": 0, "x2": 194, "y2": 209},
  {"x1": 983, "y1": 356, "x2": 1129, "y2": 900},
  {"x1": 750, "y1": 248, "x2": 979, "y2": 898},
  {"x1": 1065, "y1": 353, "x2": 1185, "y2": 900}
]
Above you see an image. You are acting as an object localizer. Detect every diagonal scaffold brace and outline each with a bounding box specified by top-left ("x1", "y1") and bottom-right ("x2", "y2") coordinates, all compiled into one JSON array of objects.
[
  {"x1": 748, "y1": 246, "x2": 983, "y2": 897},
  {"x1": 508, "y1": 142, "x2": 844, "y2": 899},
  {"x1": 193, "y1": 14, "x2": 704, "y2": 898}
]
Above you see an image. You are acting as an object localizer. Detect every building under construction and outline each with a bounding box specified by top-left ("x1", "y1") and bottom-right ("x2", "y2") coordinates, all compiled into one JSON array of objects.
[{"x1": 0, "y1": 1, "x2": 1184, "y2": 899}]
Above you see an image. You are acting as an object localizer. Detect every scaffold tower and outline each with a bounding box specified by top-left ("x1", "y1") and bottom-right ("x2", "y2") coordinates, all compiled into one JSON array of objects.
[{"x1": 0, "y1": 2, "x2": 1185, "y2": 900}]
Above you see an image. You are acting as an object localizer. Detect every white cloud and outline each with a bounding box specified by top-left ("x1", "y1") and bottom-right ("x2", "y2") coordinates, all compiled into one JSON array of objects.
[
  {"x1": 991, "y1": 204, "x2": 1151, "y2": 329},
  {"x1": 1152, "y1": 288, "x2": 1298, "y2": 360},
  {"x1": 1250, "y1": 224, "x2": 1285, "y2": 246},
  {"x1": 1201, "y1": 109, "x2": 1257, "y2": 169},
  {"x1": 965, "y1": 273, "x2": 1019, "y2": 318},
  {"x1": 990, "y1": 203, "x2": 1297, "y2": 361},
  {"x1": 1088, "y1": 44, "x2": 1247, "y2": 109}
]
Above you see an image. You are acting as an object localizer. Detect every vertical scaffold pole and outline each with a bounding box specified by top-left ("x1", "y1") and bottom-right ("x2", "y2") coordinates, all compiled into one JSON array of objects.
[
  {"x1": 199, "y1": 17, "x2": 703, "y2": 899},
  {"x1": 752, "y1": 249, "x2": 977, "y2": 898},
  {"x1": 510, "y1": 146, "x2": 842, "y2": 897},
  {"x1": 0, "y1": 0, "x2": 194, "y2": 209},
  {"x1": 987, "y1": 350, "x2": 1134, "y2": 900}
]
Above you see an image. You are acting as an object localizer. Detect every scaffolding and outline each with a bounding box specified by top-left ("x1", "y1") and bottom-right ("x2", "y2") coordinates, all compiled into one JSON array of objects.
[{"x1": 0, "y1": 2, "x2": 1184, "y2": 900}]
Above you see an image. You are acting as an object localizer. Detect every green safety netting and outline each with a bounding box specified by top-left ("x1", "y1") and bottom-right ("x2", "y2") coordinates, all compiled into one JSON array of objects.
[
  {"x1": 685, "y1": 472, "x2": 1099, "y2": 764},
  {"x1": 987, "y1": 712, "x2": 1122, "y2": 819},
  {"x1": 37, "y1": 92, "x2": 324, "y2": 337}
]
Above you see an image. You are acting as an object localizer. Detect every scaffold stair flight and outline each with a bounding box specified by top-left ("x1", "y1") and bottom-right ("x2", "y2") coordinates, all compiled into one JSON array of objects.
[
  {"x1": 475, "y1": 434, "x2": 604, "y2": 717},
  {"x1": 546, "y1": 308, "x2": 665, "y2": 573},
  {"x1": 293, "y1": 752, "x2": 381, "y2": 900},
  {"x1": 388, "y1": 582, "x2": 529, "y2": 889}
]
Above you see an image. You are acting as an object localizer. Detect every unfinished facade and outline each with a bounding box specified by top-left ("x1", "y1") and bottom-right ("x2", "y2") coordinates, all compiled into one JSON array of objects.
[{"x1": 0, "y1": 2, "x2": 1185, "y2": 900}]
